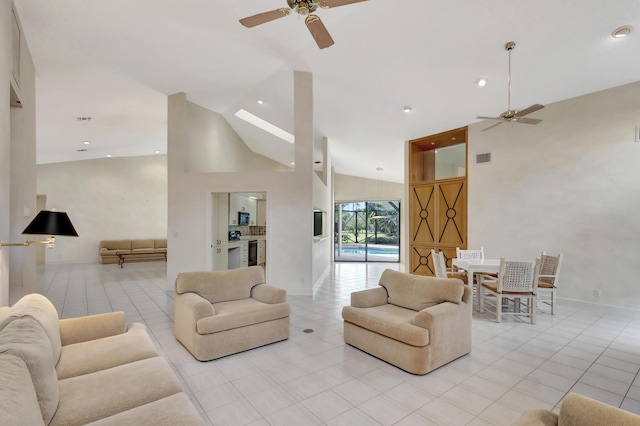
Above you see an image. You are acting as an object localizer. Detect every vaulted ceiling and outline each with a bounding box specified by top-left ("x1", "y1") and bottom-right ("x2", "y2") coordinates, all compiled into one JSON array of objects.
[{"x1": 13, "y1": 0, "x2": 640, "y2": 182}]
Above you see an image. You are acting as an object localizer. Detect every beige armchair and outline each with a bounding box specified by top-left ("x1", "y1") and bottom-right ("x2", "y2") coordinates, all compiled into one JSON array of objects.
[
  {"x1": 513, "y1": 392, "x2": 640, "y2": 425},
  {"x1": 342, "y1": 269, "x2": 472, "y2": 375},
  {"x1": 174, "y1": 266, "x2": 290, "y2": 361}
]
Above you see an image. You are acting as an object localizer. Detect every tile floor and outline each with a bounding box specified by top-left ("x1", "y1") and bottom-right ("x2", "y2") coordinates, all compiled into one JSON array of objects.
[{"x1": 34, "y1": 261, "x2": 640, "y2": 425}]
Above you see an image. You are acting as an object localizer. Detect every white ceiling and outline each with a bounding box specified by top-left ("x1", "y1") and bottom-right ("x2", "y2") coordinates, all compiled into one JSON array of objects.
[{"x1": 13, "y1": 0, "x2": 640, "y2": 183}]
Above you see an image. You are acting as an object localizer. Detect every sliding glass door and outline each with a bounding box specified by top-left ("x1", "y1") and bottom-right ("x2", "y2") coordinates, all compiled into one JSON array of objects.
[{"x1": 334, "y1": 201, "x2": 400, "y2": 262}]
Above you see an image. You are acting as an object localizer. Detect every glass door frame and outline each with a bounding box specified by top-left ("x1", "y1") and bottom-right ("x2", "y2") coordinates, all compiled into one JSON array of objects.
[{"x1": 334, "y1": 200, "x2": 400, "y2": 263}]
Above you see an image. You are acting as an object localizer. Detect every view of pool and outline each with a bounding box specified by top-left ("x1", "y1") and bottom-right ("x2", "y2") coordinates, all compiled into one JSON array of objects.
[{"x1": 339, "y1": 247, "x2": 399, "y2": 255}]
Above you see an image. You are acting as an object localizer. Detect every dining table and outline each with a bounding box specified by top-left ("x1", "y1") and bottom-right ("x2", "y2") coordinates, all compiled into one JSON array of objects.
[{"x1": 451, "y1": 258, "x2": 501, "y2": 287}]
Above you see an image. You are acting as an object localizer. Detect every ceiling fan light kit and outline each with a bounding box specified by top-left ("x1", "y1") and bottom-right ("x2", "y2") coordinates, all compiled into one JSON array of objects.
[
  {"x1": 239, "y1": 0, "x2": 368, "y2": 49},
  {"x1": 477, "y1": 41, "x2": 545, "y2": 132}
]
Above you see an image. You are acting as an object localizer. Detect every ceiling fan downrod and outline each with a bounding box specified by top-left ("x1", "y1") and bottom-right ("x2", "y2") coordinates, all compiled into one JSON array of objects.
[{"x1": 505, "y1": 41, "x2": 515, "y2": 114}]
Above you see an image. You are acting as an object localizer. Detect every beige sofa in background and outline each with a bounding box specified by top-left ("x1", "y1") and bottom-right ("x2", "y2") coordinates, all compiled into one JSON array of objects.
[
  {"x1": 174, "y1": 266, "x2": 290, "y2": 361},
  {"x1": 0, "y1": 293, "x2": 203, "y2": 426},
  {"x1": 342, "y1": 269, "x2": 472, "y2": 375},
  {"x1": 99, "y1": 239, "x2": 167, "y2": 264},
  {"x1": 513, "y1": 392, "x2": 640, "y2": 425}
]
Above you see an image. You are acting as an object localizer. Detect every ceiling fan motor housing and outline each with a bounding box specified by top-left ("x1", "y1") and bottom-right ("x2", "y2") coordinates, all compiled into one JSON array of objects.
[{"x1": 288, "y1": 0, "x2": 318, "y2": 14}]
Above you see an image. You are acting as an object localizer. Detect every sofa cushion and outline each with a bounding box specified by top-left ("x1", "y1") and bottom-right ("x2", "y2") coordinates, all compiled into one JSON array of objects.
[
  {"x1": 0, "y1": 353, "x2": 46, "y2": 426},
  {"x1": 176, "y1": 266, "x2": 265, "y2": 303},
  {"x1": 0, "y1": 293, "x2": 62, "y2": 363},
  {"x1": 56, "y1": 322, "x2": 158, "y2": 380},
  {"x1": 154, "y1": 239, "x2": 167, "y2": 251},
  {"x1": 0, "y1": 306, "x2": 10, "y2": 322},
  {"x1": 131, "y1": 239, "x2": 155, "y2": 251},
  {"x1": 100, "y1": 240, "x2": 131, "y2": 251},
  {"x1": 52, "y1": 357, "x2": 183, "y2": 426},
  {"x1": 379, "y1": 269, "x2": 463, "y2": 311},
  {"x1": 342, "y1": 304, "x2": 429, "y2": 347},
  {"x1": 0, "y1": 317, "x2": 59, "y2": 425},
  {"x1": 197, "y1": 298, "x2": 290, "y2": 335},
  {"x1": 84, "y1": 393, "x2": 204, "y2": 426}
]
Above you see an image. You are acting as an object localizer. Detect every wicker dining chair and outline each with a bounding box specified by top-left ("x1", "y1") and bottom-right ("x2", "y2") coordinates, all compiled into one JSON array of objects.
[
  {"x1": 454, "y1": 247, "x2": 486, "y2": 308},
  {"x1": 431, "y1": 249, "x2": 467, "y2": 281},
  {"x1": 477, "y1": 257, "x2": 540, "y2": 324},
  {"x1": 455, "y1": 247, "x2": 485, "y2": 261},
  {"x1": 537, "y1": 252, "x2": 563, "y2": 315}
]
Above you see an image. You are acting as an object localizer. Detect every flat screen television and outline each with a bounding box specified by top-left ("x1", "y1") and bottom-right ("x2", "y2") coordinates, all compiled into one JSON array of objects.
[{"x1": 313, "y1": 210, "x2": 323, "y2": 237}]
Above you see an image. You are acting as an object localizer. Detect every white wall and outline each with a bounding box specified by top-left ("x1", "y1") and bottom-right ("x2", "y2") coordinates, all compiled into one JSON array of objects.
[
  {"x1": 334, "y1": 173, "x2": 404, "y2": 203},
  {"x1": 468, "y1": 81, "x2": 640, "y2": 309},
  {"x1": 36, "y1": 155, "x2": 168, "y2": 263},
  {"x1": 1, "y1": 1, "x2": 37, "y2": 305},
  {"x1": 168, "y1": 71, "x2": 332, "y2": 295}
]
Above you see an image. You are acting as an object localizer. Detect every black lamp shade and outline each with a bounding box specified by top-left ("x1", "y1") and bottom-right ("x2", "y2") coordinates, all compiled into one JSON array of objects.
[{"x1": 22, "y1": 211, "x2": 79, "y2": 237}]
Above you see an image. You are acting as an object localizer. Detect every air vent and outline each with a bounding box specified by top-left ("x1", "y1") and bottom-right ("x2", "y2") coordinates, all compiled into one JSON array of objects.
[
  {"x1": 476, "y1": 153, "x2": 491, "y2": 164},
  {"x1": 76, "y1": 117, "x2": 92, "y2": 121}
]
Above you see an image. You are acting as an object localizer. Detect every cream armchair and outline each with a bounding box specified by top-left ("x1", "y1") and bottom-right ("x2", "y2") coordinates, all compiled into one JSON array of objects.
[
  {"x1": 342, "y1": 269, "x2": 472, "y2": 375},
  {"x1": 174, "y1": 266, "x2": 290, "y2": 361}
]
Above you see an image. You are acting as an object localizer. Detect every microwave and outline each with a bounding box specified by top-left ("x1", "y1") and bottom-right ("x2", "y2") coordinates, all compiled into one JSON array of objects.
[{"x1": 238, "y1": 211, "x2": 250, "y2": 226}]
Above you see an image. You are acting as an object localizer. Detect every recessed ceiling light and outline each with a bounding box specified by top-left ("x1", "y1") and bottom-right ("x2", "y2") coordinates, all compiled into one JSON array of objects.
[
  {"x1": 257, "y1": 99, "x2": 264, "y2": 105},
  {"x1": 612, "y1": 26, "x2": 632, "y2": 38},
  {"x1": 476, "y1": 78, "x2": 488, "y2": 87},
  {"x1": 106, "y1": 154, "x2": 112, "y2": 158},
  {"x1": 83, "y1": 141, "x2": 90, "y2": 145},
  {"x1": 154, "y1": 150, "x2": 160, "y2": 154},
  {"x1": 403, "y1": 106, "x2": 412, "y2": 113},
  {"x1": 430, "y1": 142, "x2": 436, "y2": 146},
  {"x1": 290, "y1": 161, "x2": 295, "y2": 166}
]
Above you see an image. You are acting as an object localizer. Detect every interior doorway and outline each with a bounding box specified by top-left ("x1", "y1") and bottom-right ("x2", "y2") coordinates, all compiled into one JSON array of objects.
[{"x1": 334, "y1": 201, "x2": 400, "y2": 262}]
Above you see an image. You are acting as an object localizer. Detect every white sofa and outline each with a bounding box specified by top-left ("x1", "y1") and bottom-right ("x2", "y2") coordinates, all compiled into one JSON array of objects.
[{"x1": 0, "y1": 293, "x2": 204, "y2": 425}]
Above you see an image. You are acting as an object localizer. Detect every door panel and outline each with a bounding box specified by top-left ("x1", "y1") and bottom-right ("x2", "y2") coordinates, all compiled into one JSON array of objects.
[
  {"x1": 411, "y1": 184, "x2": 435, "y2": 245},
  {"x1": 437, "y1": 179, "x2": 466, "y2": 246}
]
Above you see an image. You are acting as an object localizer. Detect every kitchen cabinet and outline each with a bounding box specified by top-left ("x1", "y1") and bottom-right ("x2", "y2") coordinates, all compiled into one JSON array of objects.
[
  {"x1": 227, "y1": 241, "x2": 248, "y2": 269},
  {"x1": 212, "y1": 193, "x2": 230, "y2": 271},
  {"x1": 213, "y1": 193, "x2": 229, "y2": 246},
  {"x1": 256, "y1": 200, "x2": 266, "y2": 226},
  {"x1": 213, "y1": 246, "x2": 228, "y2": 270},
  {"x1": 229, "y1": 193, "x2": 257, "y2": 225}
]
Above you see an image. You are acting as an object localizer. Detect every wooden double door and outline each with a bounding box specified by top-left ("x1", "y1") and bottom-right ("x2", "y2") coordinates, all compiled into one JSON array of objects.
[{"x1": 409, "y1": 177, "x2": 467, "y2": 276}]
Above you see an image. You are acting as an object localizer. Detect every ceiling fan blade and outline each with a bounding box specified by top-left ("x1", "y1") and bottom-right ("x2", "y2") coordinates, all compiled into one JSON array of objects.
[
  {"x1": 516, "y1": 104, "x2": 544, "y2": 117},
  {"x1": 239, "y1": 8, "x2": 290, "y2": 28},
  {"x1": 318, "y1": 0, "x2": 368, "y2": 8},
  {"x1": 477, "y1": 116, "x2": 501, "y2": 120},
  {"x1": 482, "y1": 121, "x2": 505, "y2": 132},
  {"x1": 517, "y1": 117, "x2": 542, "y2": 125},
  {"x1": 305, "y1": 15, "x2": 334, "y2": 49}
]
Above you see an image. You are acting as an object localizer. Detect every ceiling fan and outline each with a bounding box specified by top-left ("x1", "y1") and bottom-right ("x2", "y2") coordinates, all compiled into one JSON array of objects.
[
  {"x1": 477, "y1": 41, "x2": 544, "y2": 131},
  {"x1": 239, "y1": 0, "x2": 368, "y2": 49}
]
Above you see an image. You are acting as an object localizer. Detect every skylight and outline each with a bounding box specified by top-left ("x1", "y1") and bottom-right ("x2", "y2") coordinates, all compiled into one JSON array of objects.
[{"x1": 234, "y1": 109, "x2": 295, "y2": 144}]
